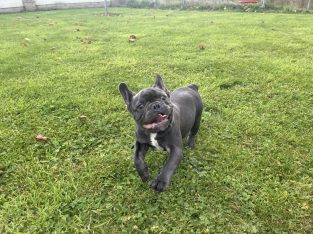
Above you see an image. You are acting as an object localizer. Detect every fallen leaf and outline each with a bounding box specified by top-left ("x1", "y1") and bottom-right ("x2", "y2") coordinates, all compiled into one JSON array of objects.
[
  {"x1": 128, "y1": 34, "x2": 137, "y2": 42},
  {"x1": 35, "y1": 134, "x2": 49, "y2": 142},
  {"x1": 80, "y1": 38, "x2": 93, "y2": 44},
  {"x1": 198, "y1": 43, "x2": 206, "y2": 50},
  {"x1": 302, "y1": 202, "x2": 309, "y2": 210},
  {"x1": 79, "y1": 115, "x2": 88, "y2": 120}
]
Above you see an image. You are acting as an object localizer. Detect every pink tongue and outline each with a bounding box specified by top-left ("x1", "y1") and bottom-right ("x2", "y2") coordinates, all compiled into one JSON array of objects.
[
  {"x1": 155, "y1": 114, "x2": 166, "y2": 123},
  {"x1": 143, "y1": 114, "x2": 168, "y2": 129}
]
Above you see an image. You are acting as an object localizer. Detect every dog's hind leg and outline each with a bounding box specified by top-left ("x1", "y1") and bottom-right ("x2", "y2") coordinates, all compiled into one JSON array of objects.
[{"x1": 187, "y1": 110, "x2": 202, "y2": 148}]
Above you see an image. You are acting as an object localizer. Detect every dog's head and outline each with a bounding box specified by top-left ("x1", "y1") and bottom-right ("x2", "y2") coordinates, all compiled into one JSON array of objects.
[{"x1": 119, "y1": 74, "x2": 173, "y2": 133}]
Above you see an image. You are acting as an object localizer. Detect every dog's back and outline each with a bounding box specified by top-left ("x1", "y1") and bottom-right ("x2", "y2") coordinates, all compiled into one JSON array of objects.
[{"x1": 170, "y1": 85, "x2": 203, "y2": 138}]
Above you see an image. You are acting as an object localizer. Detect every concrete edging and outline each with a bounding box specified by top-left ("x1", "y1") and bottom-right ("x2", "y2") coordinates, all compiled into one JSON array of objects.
[
  {"x1": 0, "y1": 7, "x2": 24, "y2": 13},
  {"x1": 36, "y1": 2, "x2": 105, "y2": 11},
  {"x1": 0, "y1": 1, "x2": 107, "y2": 13}
]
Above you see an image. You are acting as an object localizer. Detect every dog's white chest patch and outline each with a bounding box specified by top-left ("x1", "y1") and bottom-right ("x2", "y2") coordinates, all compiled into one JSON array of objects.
[{"x1": 150, "y1": 133, "x2": 163, "y2": 151}]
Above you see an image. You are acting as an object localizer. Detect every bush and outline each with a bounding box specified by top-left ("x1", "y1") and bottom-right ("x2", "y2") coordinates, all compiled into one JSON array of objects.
[
  {"x1": 125, "y1": 0, "x2": 313, "y2": 13},
  {"x1": 127, "y1": 0, "x2": 158, "y2": 8}
]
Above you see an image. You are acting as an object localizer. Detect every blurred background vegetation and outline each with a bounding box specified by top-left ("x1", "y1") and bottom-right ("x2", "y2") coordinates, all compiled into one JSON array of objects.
[{"x1": 111, "y1": 0, "x2": 312, "y2": 12}]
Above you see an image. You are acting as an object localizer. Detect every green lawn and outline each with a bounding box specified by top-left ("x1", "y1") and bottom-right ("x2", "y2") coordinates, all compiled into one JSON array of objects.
[{"x1": 0, "y1": 8, "x2": 312, "y2": 233}]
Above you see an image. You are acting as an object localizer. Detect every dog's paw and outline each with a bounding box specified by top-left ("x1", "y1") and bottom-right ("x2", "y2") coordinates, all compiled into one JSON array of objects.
[
  {"x1": 140, "y1": 173, "x2": 149, "y2": 182},
  {"x1": 186, "y1": 136, "x2": 196, "y2": 148},
  {"x1": 136, "y1": 166, "x2": 149, "y2": 183},
  {"x1": 150, "y1": 178, "x2": 168, "y2": 192}
]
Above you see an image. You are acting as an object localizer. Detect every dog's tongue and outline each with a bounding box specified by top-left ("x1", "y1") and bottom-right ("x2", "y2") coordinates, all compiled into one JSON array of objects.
[
  {"x1": 143, "y1": 114, "x2": 168, "y2": 129},
  {"x1": 155, "y1": 114, "x2": 167, "y2": 123}
]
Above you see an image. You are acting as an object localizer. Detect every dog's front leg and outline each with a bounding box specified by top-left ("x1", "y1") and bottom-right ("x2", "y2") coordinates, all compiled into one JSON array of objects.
[
  {"x1": 134, "y1": 141, "x2": 150, "y2": 182},
  {"x1": 151, "y1": 146, "x2": 182, "y2": 192}
]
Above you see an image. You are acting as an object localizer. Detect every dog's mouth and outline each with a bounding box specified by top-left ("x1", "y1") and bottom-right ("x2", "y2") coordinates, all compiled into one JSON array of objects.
[{"x1": 143, "y1": 114, "x2": 169, "y2": 129}]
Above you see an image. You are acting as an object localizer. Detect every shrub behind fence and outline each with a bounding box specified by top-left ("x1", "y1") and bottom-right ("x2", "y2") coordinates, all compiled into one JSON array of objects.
[{"x1": 0, "y1": 0, "x2": 311, "y2": 13}]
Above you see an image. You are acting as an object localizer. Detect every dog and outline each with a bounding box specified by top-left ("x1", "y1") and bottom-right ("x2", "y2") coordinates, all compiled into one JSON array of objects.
[{"x1": 119, "y1": 74, "x2": 203, "y2": 191}]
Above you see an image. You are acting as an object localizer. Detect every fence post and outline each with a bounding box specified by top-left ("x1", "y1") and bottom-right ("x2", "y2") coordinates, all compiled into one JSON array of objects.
[
  {"x1": 260, "y1": 0, "x2": 266, "y2": 8},
  {"x1": 181, "y1": 0, "x2": 186, "y2": 9},
  {"x1": 104, "y1": 0, "x2": 108, "y2": 16},
  {"x1": 22, "y1": 0, "x2": 36, "y2": 11}
]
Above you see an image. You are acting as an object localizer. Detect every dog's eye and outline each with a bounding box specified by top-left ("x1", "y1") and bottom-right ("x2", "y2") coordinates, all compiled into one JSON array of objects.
[
  {"x1": 161, "y1": 96, "x2": 167, "y2": 101},
  {"x1": 136, "y1": 104, "x2": 144, "y2": 110}
]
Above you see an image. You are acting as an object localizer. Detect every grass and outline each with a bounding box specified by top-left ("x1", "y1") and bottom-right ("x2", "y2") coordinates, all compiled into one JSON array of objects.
[{"x1": 0, "y1": 7, "x2": 312, "y2": 233}]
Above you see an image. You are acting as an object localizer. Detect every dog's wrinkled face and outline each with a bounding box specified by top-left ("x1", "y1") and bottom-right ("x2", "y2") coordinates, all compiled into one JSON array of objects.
[
  {"x1": 119, "y1": 75, "x2": 173, "y2": 133},
  {"x1": 131, "y1": 88, "x2": 173, "y2": 132}
]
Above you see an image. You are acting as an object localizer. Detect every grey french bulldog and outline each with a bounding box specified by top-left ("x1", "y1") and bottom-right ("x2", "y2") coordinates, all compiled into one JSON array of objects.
[{"x1": 119, "y1": 74, "x2": 203, "y2": 192}]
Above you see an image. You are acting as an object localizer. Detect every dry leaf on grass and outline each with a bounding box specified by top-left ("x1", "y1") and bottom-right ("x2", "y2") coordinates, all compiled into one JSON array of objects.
[
  {"x1": 128, "y1": 34, "x2": 137, "y2": 42},
  {"x1": 302, "y1": 202, "x2": 309, "y2": 210},
  {"x1": 80, "y1": 38, "x2": 92, "y2": 44},
  {"x1": 79, "y1": 115, "x2": 88, "y2": 121},
  {"x1": 198, "y1": 44, "x2": 206, "y2": 50},
  {"x1": 35, "y1": 134, "x2": 49, "y2": 142}
]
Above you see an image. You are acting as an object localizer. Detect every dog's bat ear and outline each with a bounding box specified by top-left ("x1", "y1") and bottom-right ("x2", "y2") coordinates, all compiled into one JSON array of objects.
[
  {"x1": 119, "y1": 83, "x2": 134, "y2": 107},
  {"x1": 154, "y1": 74, "x2": 170, "y2": 96}
]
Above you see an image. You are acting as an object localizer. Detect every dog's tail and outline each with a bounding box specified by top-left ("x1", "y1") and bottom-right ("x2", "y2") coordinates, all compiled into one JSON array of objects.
[{"x1": 188, "y1": 84, "x2": 199, "y2": 91}]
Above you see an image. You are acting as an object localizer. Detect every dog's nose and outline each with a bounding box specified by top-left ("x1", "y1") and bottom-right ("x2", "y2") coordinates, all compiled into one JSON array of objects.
[{"x1": 152, "y1": 102, "x2": 161, "y2": 110}]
